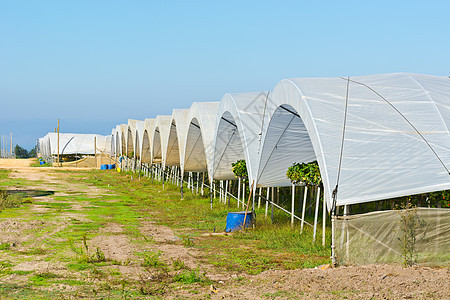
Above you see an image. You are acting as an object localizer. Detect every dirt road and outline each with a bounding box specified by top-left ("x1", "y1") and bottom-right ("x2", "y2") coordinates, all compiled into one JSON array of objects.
[{"x1": 0, "y1": 159, "x2": 448, "y2": 299}]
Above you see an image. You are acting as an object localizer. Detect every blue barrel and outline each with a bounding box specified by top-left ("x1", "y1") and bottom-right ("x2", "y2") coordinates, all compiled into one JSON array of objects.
[
  {"x1": 100, "y1": 164, "x2": 108, "y2": 170},
  {"x1": 39, "y1": 161, "x2": 45, "y2": 165},
  {"x1": 225, "y1": 211, "x2": 252, "y2": 232},
  {"x1": 107, "y1": 164, "x2": 115, "y2": 170}
]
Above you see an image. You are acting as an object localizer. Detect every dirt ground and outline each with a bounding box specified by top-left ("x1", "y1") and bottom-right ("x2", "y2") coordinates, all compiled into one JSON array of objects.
[{"x1": 0, "y1": 159, "x2": 448, "y2": 299}]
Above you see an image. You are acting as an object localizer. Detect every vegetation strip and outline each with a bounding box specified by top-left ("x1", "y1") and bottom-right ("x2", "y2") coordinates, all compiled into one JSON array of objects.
[{"x1": 0, "y1": 165, "x2": 330, "y2": 298}]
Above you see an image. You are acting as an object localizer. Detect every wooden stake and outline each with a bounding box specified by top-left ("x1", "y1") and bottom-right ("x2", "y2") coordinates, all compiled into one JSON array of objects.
[{"x1": 242, "y1": 181, "x2": 254, "y2": 231}]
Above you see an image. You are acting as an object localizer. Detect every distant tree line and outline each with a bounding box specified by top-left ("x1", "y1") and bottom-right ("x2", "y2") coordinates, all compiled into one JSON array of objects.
[{"x1": 14, "y1": 145, "x2": 37, "y2": 159}]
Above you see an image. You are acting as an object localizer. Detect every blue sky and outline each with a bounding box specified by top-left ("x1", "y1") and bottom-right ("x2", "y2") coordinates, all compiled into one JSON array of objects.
[{"x1": 1, "y1": 0, "x2": 449, "y2": 150}]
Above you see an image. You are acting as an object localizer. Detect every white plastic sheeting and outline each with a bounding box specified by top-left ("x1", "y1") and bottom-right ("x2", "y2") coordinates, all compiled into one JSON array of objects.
[
  {"x1": 114, "y1": 125, "x2": 122, "y2": 156},
  {"x1": 39, "y1": 137, "x2": 50, "y2": 159},
  {"x1": 140, "y1": 118, "x2": 155, "y2": 163},
  {"x1": 111, "y1": 128, "x2": 116, "y2": 157},
  {"x1": 126, "y1": 119, "x2": 143, "y2": 157},
  {"x1": 257, "y1": 73, "x2": 450, "y2": 208},
  {"x1": 40, "y1": 133, "x2": 111, "y2": 157},
  {"x1": 152, "y1": 115, "x2": 172, "y2": 165},
  {"x1": 129, "y1": 120, "x2": 144, "y2": 158},
  {"x1": 166, "y1": 109, "x2": 190, "y2": 167},
  {"x1": 115, "y1": 124, "x2": 127, "y2": 156},
  {"x1": 183, "y1": 102, "x2": 220, "y2": 181},
  {"x1": 212, "y1": 92, "x2": 270, "y2": 186}
]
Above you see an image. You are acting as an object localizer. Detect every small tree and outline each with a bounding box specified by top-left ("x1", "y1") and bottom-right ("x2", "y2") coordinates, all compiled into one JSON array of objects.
[
  {"x1": 28, "y1": 146, "x2": 37, "y2": 158},
  {"x1": 396, "y1": 203, "x2": 426, "y2": 267},
  {"x1": 14, "y1": 145, "x2": 29, "y2": 158}
]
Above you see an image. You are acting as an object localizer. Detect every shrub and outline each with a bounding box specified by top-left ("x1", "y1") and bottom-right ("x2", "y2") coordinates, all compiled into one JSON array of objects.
[
  {"x1": 231, "y1": 160, "x2": 248, "y2": 180},
  {"x1": 286, "y1": 161, "x2": 322, "y2": 186}
]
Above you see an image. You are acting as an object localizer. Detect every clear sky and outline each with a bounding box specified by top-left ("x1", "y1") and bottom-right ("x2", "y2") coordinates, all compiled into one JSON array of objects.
[{"x1": 1, "y1": 0, "x2": 449, "y2": 150}]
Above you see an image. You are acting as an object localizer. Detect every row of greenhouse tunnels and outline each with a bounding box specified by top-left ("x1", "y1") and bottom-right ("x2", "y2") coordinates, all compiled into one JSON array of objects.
[{"x1": 39, "y1": 73, "x2": 450, "y2": 267}]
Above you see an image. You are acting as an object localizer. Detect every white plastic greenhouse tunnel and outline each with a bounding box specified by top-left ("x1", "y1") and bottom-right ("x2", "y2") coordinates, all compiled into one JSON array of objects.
[
  {"x1": 257, "y1": 73, "x2": 450, "y2": 266},
  {"x1": 150, "y1": 115, "x2": 172, "y2": 185},
  {"x1": 212, "y1": 92, "x2": 270, "y2": 209},
  {"x1": 140, "y1": 118, "x2": 155, "y2": 165},
  {"x1": 182, "y1": 102, "x2": 220, "y2": 198},
  {"x1": 39, "y1": 132, "x2": 112, "y2": 167},
  {"x1": 99, "y1": 72, "x2": 449, "y2": 267}
]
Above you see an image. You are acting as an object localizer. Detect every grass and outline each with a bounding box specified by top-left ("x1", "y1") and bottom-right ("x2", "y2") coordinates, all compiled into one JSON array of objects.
[
  {"x1": 140, "y1": 251, "x2": 168, "y2": 271},
  {"x1": 0, "y1": 242, "x2": 11, "y2": 250},
  {"x1": 0, "y1": 190, "x2": 24, "y2": 211},
  {"x1": 173, "y1": 268, "x2": 211, "y2": 284},
  {"x1": 0, "y1": 165, "x2": 333, "y2": 298},
  {"x1": 76, "y1": 170, "x2": 331, "y2": 274},
  {"x1": 29, "y1": 272, "x2": 60, "y2": 286},
  {"x1": 30, "y1": 158, "x2": 51, "y2": 167}
]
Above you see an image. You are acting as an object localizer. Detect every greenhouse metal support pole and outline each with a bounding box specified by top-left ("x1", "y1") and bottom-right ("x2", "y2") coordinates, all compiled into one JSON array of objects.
[
  {"x1": 210, "y1": 180, "x2": 213, "y2": 209},
  {"x1": 151, "y1": 165, "x2": 154, "y2": 184},
  {"x1": 162, "y1": 166, "x2": 165, "y2": 190},
  {"x1": 237, "y1": 178, "x2": 241, "y2": 208},
  {"x1": 271, "y1": 187, "x2": 274, "y2": 223},
  {"x1": 291, "y1": 183, "x2": 295, "y2": 227},
  {"x1": 301, "y1": 186, "x2": 308, "y2": 233},
  {"x1": 258, "y1": 187, "x2": 262, "y2": 208},
  {"x1": 180, "y1": 172, "x2": 184, "y2": 200},
  {"x1": 265, "y1": 187, "x2": 269, "y2": 217},
  {"x1": 219, "y1": 181, "x2": 222, "y2": 203},
  {"x1": 225, "y1": 180, "x2": 229, "y2": 206},
  {"x1": 242, "y1": 182, "x2": 246, "y2": 209},
  {"x1": 252, "y1": 188, "x2": 256, "y2": 211},
  {"x1": 196, "y1": 172, "x2": 199, "y2": 194},
  {"x1": 322, "y1": 194, "x2": 326, "y2": 246},
  {"x1": 201, "y1": 173, "x2": 204, "y2": 196},
  {"x1": 331, "y1": 210, "x2": 337, "y2": 267},
  {"x1": 344, "y1": 205, "x2": 350, "y2": 260},
  {"x1": 313, "y1": 186, "x2": 321, "y2": 242}
]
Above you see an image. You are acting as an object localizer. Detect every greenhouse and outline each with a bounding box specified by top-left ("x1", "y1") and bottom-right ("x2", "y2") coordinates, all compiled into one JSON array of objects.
[
  {"x1": 140, "y1": 118, "x2": 155, "y2": 164},
  {"x1": 257, "y1": 73, "x2": 450, "y2": 265},
  {"x1": 98, "y1": 72, "x2": 449, "y2": 266},
  {"x1": 39, "y1": 132, "x2": 112, "y2": 167},
  {"x1": 212, "y1": 92, "x2": 270, "y2": 185},
  {"x1": 183, "y1": 102, "x2": 220, "y2": 181},
  {"x1": 166, "y1": 109, "x2": 190, "y2": 167}
]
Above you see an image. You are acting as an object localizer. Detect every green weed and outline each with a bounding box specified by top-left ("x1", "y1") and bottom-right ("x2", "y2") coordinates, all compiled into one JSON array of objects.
[
  {"x1": 171, "y1": 258, "x2": 186, "y2": 271},
  {"x1": 141, "y1": 251, "x2": 168, "y2": 272},
  {"x1": 29, "y1": 272, "x2": 60, "y2": 286},
  {"x1": 0, "y1": 243, "x2": 10, "y2": 250},
  {"x1": 68, "y1": 233, "x2": 107, "y2": 264},
  {"x1": 173, "y1": 268, "x2": 210, "y2": 285}
]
